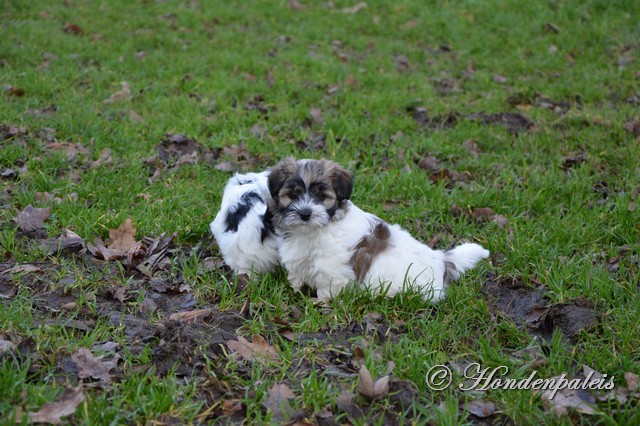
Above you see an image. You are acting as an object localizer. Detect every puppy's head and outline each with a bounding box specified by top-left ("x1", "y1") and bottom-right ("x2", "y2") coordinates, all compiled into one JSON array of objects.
[{"x1": 268, "y1": 158, "x2": 353, "y2": 229}]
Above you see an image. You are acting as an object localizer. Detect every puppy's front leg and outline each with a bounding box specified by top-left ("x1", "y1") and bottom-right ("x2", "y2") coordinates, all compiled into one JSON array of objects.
[
  {"x1": 316, "y1": 279, "x2": 351, "y2": 301},
  {"x1": 287, "y1": 273, "x2": 305, "y2": 291}
]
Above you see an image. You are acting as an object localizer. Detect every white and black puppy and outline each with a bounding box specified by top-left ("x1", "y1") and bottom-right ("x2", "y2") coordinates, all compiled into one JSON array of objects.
[
  {"x1": 210, "y1": 171, "x2": 280, "y2": 274},
  {"x1": 267, "y1": 158, "x2": 490, "y2": 301}
]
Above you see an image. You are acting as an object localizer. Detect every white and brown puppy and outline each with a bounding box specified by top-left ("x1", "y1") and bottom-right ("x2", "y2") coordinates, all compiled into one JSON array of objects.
[
  {"x1": 210, "y1": 171, "x2": 280, "y2": 274},
  {"x1": 267, "y1": 158, "x2": 490, "y2": 301}
]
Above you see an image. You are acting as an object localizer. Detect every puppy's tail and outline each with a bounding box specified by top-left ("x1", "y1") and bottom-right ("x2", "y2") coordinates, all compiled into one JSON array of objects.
[{"x1": 443, "y1": 243, "x2": 490, "y2": 284}]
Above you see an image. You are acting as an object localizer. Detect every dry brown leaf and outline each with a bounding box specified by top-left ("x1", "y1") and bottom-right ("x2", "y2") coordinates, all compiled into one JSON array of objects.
[
  {"x1": 128, "y1": 110, "x2": 144, "y2": 123},
  {"x1": 63, "y1": 23, "x2": 84, "y2": 35},
  {"x1": 418, "y1": 155, "x2": 440, "y2": 172},
  {"x1": 493, "y1": 74, "x2": 508, "y2": 84},
  {"x1": 309, "y1": 107, "x2": 324, "y2": 125},
  {"x1": 463, "y1": 139, "x2": 480, "y2": 158},
  {"x1": 104, "y1": 81, "x2": 131, "y2": 104},
  {"x1": 15, "y1": 205, "x2": 51, "y2": 232},
  {"x1": 357, "y1": 364, "x2": 389, "y2": 400},
  {"x1": 86, "y1": 241, "x2": 123, "y2": 261},
  {"x1": 336, "y1": 390, "x2": 364, "y2": 419},
  {"x1": 250, "y1": 123, "x2": 266, "y2": 139},
  {"x1": 539, "y1": 376, "x2": 597, "y2": 416},
  {"x1": 262, "y1": 383, "x2": 295, "y2": 422},
  {"x1": 71, "y1": 348, "x2": 119, "y2": 383},
  {"x1": 45, "y1": 142, "x2": 89, "y2": 161},
  {"x1": 289, "y1": 0, "x2": 305, "y2": 11},
  {"x1": 18, "y1": 385, "x2": 84, "y2": 424},
  {"x1": 1, "y1": 264, "x2": 41, "y2": 274},
  {"x1": 222, "y1": 399, "x2": 243, "y2": 416},
  {"x1": 342, "y1": 2, "x2": 367, "y2": 13},
  {"x1": 226, "y1": 335, "x2": 278, "y2": 361},
  {"x1": 169, "y1": 308, "x2": 212, "y2": 323},
  {"x1": 0, "y1": 339, "x2": 17, "y2": 356},
  {"x1": 91, "y1": 148, "x2": 113, "y2": 168},
  {"x1": 491, "y1": 214, "x2": 509, "y2": 228},
  {"x1": 466, "y1": 399, "x2": 497, "y2": 418},
  {"x1": 108, "y1": 218, "x2": 137, "y2": 252},
  {"x1": 625, "y1": 372, "x2": 639, "y2": 391}
]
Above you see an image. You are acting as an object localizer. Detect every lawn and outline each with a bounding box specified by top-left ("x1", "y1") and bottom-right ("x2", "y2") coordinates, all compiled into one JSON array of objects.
[{"x1": 1, "y1": 0, "x2": 639, "y2": 424}]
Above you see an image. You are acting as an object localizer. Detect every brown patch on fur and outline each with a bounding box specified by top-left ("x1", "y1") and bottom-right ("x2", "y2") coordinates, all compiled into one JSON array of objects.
[
  {"x1": 443, "y1": 260, "x2": 459, "y2": 286},
  {"x1": 267, "y1": 157, "x2": 298, "y2": 200},
  {"x1": 350, "y1": 220, "x2": 391, "y2": 281}
]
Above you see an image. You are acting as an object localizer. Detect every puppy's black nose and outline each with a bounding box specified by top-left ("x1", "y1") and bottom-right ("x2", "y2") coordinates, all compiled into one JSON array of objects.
[{"x1": 299, "y1": 208, "x2": 312, "y2": 221}]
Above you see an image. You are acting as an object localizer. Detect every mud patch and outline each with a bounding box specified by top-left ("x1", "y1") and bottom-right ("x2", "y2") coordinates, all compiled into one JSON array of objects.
[
  {"x1": 153, "y1": 313, "x2": 242, "y2": 376},
  {"x1": 407, "y1": 107, "x2": 535, "y2": 134},
  {"x1": 482, "y1": 275, "x2": 598, "y2": 342}
]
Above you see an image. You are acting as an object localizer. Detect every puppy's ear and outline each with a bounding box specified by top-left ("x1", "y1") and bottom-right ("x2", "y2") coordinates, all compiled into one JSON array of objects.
[
  {"x1": 331, "y1": 165, "x2": 353, "y2": 201},
  {"x1": 268, "y1": 158, "x2": 296, "y2": 198}
]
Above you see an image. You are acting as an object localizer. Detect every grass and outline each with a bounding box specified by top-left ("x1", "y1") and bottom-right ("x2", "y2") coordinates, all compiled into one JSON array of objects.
[{"x1": 1, "y1": 0, "x2": 639, "y2": 424}]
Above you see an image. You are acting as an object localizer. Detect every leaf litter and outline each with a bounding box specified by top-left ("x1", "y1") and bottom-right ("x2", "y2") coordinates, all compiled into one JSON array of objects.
[
  {"x1": 2, "y1": 181, "x2": 622, "y2": 424},
  {"x1": 15, "y1": 385, "x2": 84, "y2": 425}
]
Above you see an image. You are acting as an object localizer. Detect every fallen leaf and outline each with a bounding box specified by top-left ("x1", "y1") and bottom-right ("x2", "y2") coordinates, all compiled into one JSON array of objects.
[
  {"x1": 45, "y1": 142, "x2": 89, "y2": 162},
  {"x1": 226, "y1": 335, "x2": 278, "y2": 361},
  {"x1": 336, "y1": 391, "x2": 364, "y2": 419},
  {"x1": 128, "y1": 110, "x2": 144, "y2": 123},
  {"x1": 418, "y1": 155, "x2": 441, "y2": 172},
  {"x1": 1, "y1": 264, "x2": 41, "y2": 274},
  {"x1": 91, "y1": 148, "x2": 113, "y2": 168},
  {"x1": 289, "y1": 0, "x2": 305, "y2": 11},
  {"x1": 15, "y1": 205, "x2": 51, "y2": 232},
  {"x1": 250, "y1": 123, "x2": 266, "y2": 139},
  {"x1": 104, "y1": 81, "x2": 131, "y2": 104},
  {"x1": 6, "y1": 86, "x2": 25, "y2": 97},
  {"x1": 625, "y1": 372, "x2": 639, "y2": 391},
  {"x1": 466, "y1": 399, "x2": 497, "y2": 418},
  {"x1": 71, "y1": 348, "x2": 118, "y2": 383},
  {"x1": 393, "y1": 54, "x2": 411, "y2": 71},
  {"x1": 222, "y1": 399, "x2": 243, "y2": 416},
  {"x1": 493, "y1": 74, "x2": 508, "y2": 84},
  {"x1": 472, "y1": 207, "x2": 494, "y2": 221},
  {"x1": 539, "y1": 378, "x2": 597, "y2": 416},
  {"x1": 342, "y1": 2, "x2": 367, "y2": 14},
  {"x1": 309, "y1": 107, "x2": 324, "y2": 125},
  {"x1": 138, "y1": 297, "x2": 157, "y2": 314},
  {"x1": 463, "y1": 139, "x2": 480, "y2": 158},
  {"x1": 0, "y1": 339, "x2": 17, "y2": 356},
  {"x1": 86, "y1": 242, "x2": 122, "y2": 261},
  {"x1": 108, "y1": 218, "x2": 137, "y2": 253},
  {"x1": 357, "y1": 364, "x2": 389, "y2": 400},
  {"x1": 562, "y1": 153, "x2": 587, "y2": 170},
  {"x1": 157, "y1": 133, "x2": 204, "y2": 165},
  {"x1": 18, "y1": 385, "x2": 84, "y2": 424},
  {"x1": 263, "y1": 383, "x2": 295, "y2": 422},
  {"x1": 108, "y1": 284, "x2": 129, "y2": 303},
  {"x1": 169, "y1": 308, "x2": 212, "y2": 323},
  {"x1": 491, "y1": 214, "x2": 509, "y2": 228},
  {"x1": 63, "y1": 23, "x2": 84, "y2": 35}
]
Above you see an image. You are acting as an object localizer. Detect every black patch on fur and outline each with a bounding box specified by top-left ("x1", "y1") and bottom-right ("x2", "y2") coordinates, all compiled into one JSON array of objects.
[
  {"x1": 260, "y1": 208, "x2": 276, "y2": 242},
  {"x1": 224, "y1": 191, "x2": 263, "y2": 232},
  {"x1": 443, "y1": 260, "x2": 459, "y2": 286}
]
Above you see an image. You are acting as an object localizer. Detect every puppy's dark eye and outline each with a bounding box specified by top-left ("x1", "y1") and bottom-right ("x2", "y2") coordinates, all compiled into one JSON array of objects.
[
  {"x1": 309, "y1": 183, "x2": 329, "y2": 199},
  {"x1": 283, "y1": 182, "x2": 304, "y2": 199}
]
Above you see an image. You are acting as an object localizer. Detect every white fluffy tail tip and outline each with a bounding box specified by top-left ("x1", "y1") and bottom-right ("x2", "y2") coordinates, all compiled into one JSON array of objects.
[{"x1": 445, "y1": 243, "x2": 490, "y2": 275}]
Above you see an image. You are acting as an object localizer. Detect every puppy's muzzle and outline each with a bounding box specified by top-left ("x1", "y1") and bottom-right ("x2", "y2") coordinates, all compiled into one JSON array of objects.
[{"x1": 298, "y1": 208, "x2": 312, "y2": 221}]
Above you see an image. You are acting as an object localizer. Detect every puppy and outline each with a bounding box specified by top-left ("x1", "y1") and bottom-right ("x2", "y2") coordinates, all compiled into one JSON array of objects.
[
  {"x1": 210, "y1": 171, "x2": 280, "y2": 274},
  {"x1": 267, "y1": 158, "x2": 490, "y2": 301}
]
